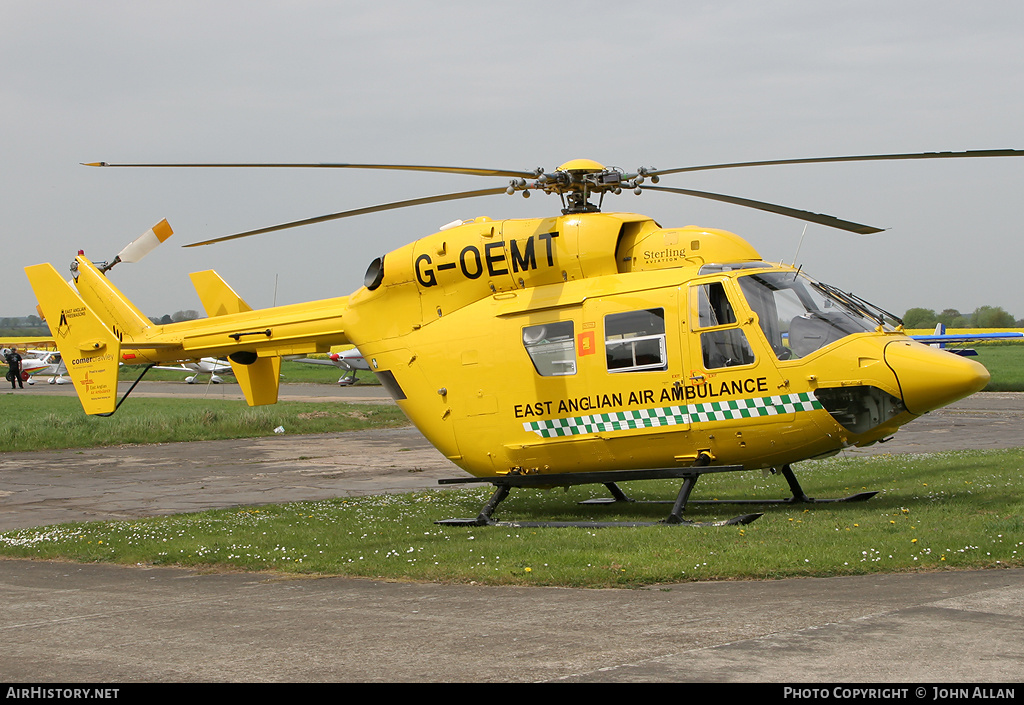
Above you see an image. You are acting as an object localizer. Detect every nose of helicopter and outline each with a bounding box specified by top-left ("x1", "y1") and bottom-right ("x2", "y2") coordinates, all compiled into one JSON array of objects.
[{"x1": 884, "y1": 340, "x2": 990, "y2": 415}]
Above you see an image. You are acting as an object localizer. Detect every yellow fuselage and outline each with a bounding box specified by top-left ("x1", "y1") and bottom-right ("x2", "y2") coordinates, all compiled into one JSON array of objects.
[{"x1": 339, "y1": 213, "x2": 987, "y2": 477}]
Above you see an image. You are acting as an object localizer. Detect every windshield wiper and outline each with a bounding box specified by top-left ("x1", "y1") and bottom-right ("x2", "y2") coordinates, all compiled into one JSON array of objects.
[{"x1": 810, "y1": 282, "x2": 903, "y2": 328}]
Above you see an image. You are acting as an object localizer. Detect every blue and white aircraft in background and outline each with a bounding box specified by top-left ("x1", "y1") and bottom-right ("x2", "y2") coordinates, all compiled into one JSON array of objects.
[{"x1": 911, "y1": 324, "x2": 1023, "y2": 357}]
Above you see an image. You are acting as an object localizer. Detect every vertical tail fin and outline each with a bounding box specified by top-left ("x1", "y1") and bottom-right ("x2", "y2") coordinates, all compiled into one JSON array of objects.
[
  {"x1": 72, "y1": 256, "x2": 153, "y2": 343},
  {"x1": 25, "y1": 263, "x2": 121, "y2": 415},
  {"x1": 190, "y1": 270, "x2": 281, "y2": 406}
]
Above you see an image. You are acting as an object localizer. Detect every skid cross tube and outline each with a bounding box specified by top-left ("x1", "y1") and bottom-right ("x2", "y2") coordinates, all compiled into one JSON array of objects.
[
  {"x1": 687, "y1": 464, "x2": 877, "y2": 505},
  {"x1": 591, "y1": 463, "x2": 878, "y2": 508},
  {"x1": 436, "y1": 466, "x2": 762, "y2": 527}
]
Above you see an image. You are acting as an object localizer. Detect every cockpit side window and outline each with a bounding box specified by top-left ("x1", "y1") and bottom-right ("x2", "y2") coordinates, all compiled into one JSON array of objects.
[
  {"x1": 522, "y1": 321, "x2": 576, "y2": 376},
  {"x1": 691, "y1": 282, "x2": 755, "y2": 370},
  {"x1": 605, "y1": 308, "x2": 667, "y2": 373},
  {"x1": 700, "y1": 329, "x2": 755, "y2": 369},
  {"x1": 737, "y1": 276, "x2": 788, "y2": 359},
  {"x1": 696, "y1": 282, "x2": 737, "y2": 328}
]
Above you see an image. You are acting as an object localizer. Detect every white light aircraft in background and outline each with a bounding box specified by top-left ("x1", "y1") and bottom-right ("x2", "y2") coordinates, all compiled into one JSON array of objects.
[
  {"x1": 154, "y1": 357, "x2": 234, "y2": 384},
  {"x1": 7, "y1": 349, "x2": 71, "y2": 385},
  {"x1": 292, "y1": 348, "x2": 368, "y2": 385}
]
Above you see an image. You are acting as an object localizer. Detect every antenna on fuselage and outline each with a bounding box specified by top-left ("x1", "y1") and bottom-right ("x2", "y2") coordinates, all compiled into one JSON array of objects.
[{"x1": 791, "y1": 224, "x2": 808, "y2": 267}]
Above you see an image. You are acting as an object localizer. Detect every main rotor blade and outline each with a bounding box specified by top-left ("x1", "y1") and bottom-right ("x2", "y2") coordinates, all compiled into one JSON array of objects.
[
  {"x1": 649, "y1": 149, "x2": 1024, "y2": 177},
  {"x1": 83, "y1": 161, "x2": 536, "y2": 179},
  {"x1": 640, "y1": 185, "x2": 884, "y2": 234},
  {"x1": 184, "y1": 187, "x2": 509, "y2": 247}
]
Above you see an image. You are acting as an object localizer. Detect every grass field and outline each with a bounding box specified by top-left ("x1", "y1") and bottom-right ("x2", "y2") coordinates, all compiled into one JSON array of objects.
[
  {"x1": 971, "y1": 344, "x2": 1024, "y2": 391},
  {"x1": 0, "y1": 396, "x2": 406, "y2": 451},
  {"x1": 0, "y1": 448, "x2": 1020, "y2": 587}
]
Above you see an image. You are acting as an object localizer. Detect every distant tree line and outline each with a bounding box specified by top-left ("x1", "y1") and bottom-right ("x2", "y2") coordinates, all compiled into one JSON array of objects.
[
  {"x1": 1, "y1": 315, "x2": 44, "y2": 328},
  {"x1": 902, "y1": 306, "x2": 1021, "y2": 329},
  {"x1": 0, "y1": 315, "x2": 47, "y2": 337},
  {"x1": 0, "y1": 311, "x2": 203, "y2": 336}
]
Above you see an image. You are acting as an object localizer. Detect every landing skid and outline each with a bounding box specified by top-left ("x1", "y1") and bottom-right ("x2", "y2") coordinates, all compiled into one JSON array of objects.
[
  {"x1": 436, "y1": 466, "x2": 764, "y2": 528},
  {"x1": 580, "y1": 464, "x2": 877, "y2": 508}
]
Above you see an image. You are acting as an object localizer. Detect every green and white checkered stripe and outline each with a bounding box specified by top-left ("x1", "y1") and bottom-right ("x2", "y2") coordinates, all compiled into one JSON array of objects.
[{"x1": 523, "y1": 392, "x2": 822, "y2": 438}]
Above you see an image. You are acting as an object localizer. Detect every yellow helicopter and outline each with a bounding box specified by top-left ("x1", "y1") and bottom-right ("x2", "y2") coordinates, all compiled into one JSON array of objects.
[{"x1": 25, "y1": 150, "x2": 1023, "y2": 526}]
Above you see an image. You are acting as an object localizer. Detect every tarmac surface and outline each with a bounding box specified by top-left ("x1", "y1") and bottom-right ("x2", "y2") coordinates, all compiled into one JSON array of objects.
[{"x1": 1, "y1": 383, "x2": 1022, "y2": 682}]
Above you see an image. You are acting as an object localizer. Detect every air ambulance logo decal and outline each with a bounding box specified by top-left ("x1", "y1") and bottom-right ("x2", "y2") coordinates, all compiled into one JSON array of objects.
[
  {"x1": 57, "y1": 310, "x2": 70, "y2": 339},
  {"x1": 56, "y1": 306, "x2": 86, "y2": 339}
]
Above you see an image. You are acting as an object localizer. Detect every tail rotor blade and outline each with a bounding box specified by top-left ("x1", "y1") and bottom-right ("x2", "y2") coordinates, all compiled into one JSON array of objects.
[{"x1": 117, "y1": 219, "x2": 174, "y2": 263}]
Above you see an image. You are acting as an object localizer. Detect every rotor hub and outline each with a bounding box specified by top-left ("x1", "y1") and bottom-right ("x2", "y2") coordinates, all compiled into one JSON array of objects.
[
  {"x1": 555, "y1": 158, "x2": 606, "y2": 173},
  {"x1": 504, "y1": 158, "x2": 655, "y2": 214}
]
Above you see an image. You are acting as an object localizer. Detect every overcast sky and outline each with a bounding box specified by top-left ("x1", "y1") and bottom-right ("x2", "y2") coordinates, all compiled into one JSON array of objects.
[{"x1": 3, "y1": 1, "x2": 1023, "y2": 321}]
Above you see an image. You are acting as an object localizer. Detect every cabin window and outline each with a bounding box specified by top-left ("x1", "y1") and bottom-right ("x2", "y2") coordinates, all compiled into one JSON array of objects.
[
  {"x1": 605, "y1": 308, "x2": 667, "y2": 373},
  {"x1": 522, "y1": 321, "x2": 576, "y2": 376}
]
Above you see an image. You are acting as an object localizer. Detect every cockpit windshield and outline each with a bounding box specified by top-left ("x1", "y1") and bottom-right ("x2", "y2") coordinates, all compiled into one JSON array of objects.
[{"x1": 737, "y1": 270, "x2": 895, "y2": 360}]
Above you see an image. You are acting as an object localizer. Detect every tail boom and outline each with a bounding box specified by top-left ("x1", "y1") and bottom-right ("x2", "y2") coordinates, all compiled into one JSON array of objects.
[{"x1": 26, "y1": 259, "x2": 350, "y2": 414}]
